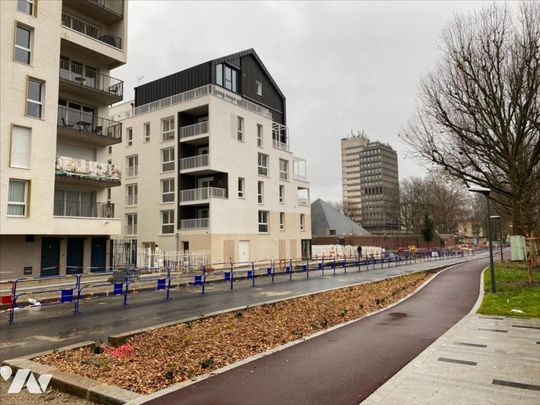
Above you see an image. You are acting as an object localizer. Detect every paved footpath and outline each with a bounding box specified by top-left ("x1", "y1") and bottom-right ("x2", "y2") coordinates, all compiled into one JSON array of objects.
[
  {"x1": 1, "y1": 255, "x2": 483, "y2": 361},
  {"x1": 142, "y1": 258, "x2": 490, "y2": 405},
  {"x1": 363, "y1": 314, "x2": 540, "y2": 404}
]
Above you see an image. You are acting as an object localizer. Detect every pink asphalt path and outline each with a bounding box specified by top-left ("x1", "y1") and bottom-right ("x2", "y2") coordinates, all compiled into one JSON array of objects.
[{"x1": 145, "y1": 258, "x2": 488, "y2": 405}]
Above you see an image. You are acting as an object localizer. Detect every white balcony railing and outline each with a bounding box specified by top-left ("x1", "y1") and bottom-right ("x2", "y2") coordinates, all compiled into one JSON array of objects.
[
  {"x1": 298, "y1": 198, "x2": 310, "y2": 207},
  {"x1": 180, "y1": 187, "x2": 227, "y2": 202},
  {"x1": 125, "y1": 195, "x2": 138, "y2": 206},
  {"x1": 55, "y1": 156, "x2": 121, "y2": 181},
  {"x1": 179, "y1": 122, "x2": 208, "y2": 140},
  {"x1": 273, "y1": 139, "x2": 290, "y2": 152},
  {"x1": 180, "y1": 154, "x2": 209, "y2": 170},
  {"x1": 121, "y1": 84, "x2": 273, "y2": 121},
  {"x1": 180, "y1": 218, "x2": 209, "y2": 230}
]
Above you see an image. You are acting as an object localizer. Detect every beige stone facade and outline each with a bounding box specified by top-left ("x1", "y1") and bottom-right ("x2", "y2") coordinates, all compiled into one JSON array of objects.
[{"x1": 1, "y1": 0, "x2": 128, "y2": 277}]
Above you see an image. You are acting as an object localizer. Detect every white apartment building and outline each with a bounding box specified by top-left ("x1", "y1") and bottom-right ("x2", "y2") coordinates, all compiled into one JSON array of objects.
[
  {"x1": 109, "y1": 49, "x2": 312, "y2": 264},
  {"x1": 1, "y1": 0, "x2": 128, "y2": 277}
]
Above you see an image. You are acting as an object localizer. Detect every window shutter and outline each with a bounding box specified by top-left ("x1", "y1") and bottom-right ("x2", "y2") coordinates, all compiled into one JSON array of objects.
[{"x1": 11, "y1": 126, "x2": 31, "y2": 168}]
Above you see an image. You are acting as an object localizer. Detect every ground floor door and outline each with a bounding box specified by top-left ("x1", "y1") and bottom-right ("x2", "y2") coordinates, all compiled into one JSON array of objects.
[
  {"x1": 238, "y1": 240, "x2": 250, "y2": 263},
  {"x1": 40, "y1": 237, "x2": 60, "y2": 277},
  {"x1": 301, "y1": 239, "x2": 312, "y2": 260},
  {"x1": 91, "y1": 237, "x2": 107, "y2": 272},
  {"x1": 66, "y1": 237, "x2": 84, "y2": 274}
]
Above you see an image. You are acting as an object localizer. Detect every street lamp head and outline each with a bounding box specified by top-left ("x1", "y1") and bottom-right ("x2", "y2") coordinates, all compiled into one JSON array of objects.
[{"x1": 468, "y1": 185, "x2": 491, "y2": 195}]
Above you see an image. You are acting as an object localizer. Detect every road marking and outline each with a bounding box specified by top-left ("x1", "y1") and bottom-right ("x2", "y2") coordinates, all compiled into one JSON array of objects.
[{"x1": 492, "y1": 379, "x2": 540, "y2": 391}]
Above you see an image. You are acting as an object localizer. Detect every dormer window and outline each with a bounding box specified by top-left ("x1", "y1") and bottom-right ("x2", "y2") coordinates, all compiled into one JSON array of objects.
[
  {"x1": 256, "y1": 80, "x2": 262, "y2": 96},
  {"x1": 216, "y1": 63, "x2": 238, "y2": 93}
]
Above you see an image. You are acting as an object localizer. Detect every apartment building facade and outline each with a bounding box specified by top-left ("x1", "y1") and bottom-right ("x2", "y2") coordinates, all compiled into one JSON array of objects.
[
  {"x1": 341, "y1": 133, "x2": 399, "y2": 232},
  {"x1": 1, "y1": 0, "x2": 128, "y2": 277},
  {"x1": 359, "y1": 141, "x2": 400, "y2": 232},
  {"x1": 340, "y1": 131, "x2": 369, "y2": 223},
  {"x1": 109, "y1": 49, "x2": 312, "y2": 264}
]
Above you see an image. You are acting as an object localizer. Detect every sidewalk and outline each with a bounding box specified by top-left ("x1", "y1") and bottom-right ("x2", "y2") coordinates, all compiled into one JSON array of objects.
[{"x1": 362, "y1": 311, "x2": 540, "y2": 404}]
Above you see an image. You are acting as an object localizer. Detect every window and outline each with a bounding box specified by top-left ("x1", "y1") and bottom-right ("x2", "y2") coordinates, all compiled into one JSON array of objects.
[
  {"x1": 257, "y1": 124, "x2": 263, "y2": 147},
  {"x1": 162, "y1": 116, "x2": 175, "y2": 141},
  {"x1": 162, "y1": 178, "x2": 175, "y2": 203},
  {"x1": 15, "y1": 25, "x2": 31, "y2": 64},
  {"x1": 107, "y1": 188, "x2": 111, "y2": 202},
  {"x1": 280, "y1": 212, "x2": 285, "y2": 231},
  {"x1": 126, "y1": 155, "x2": 138, "y2": 177},
  {"x1": 126, "y1": 127, "x2": 133, "y2": 146},
  {"x1": 26, "y1": 78, "x2": 43, "y2": 118},
  {"x1": 161, "y1": 210, "x2": 174, "y2": 234},
  {"x1": 10, "y1": 126, "x2": 31, "y2": 169},
  {"x1": 216, "y1": 64, "x2": 238, "y2": 92},
  {"x1": 237, "y1": 116, "x2": 244, "y2": 142},
  {"x1": 8, "y1": 180, "x2": 28, "y2": 216},
  {"x1": 258, "y1": 210, "x2": 269, "y2": 233},
  {"x1": 161, "y1": 147, "x2": 175, "y2": 172},
  {"x1": 279, "y1": 184, "x2": 285, "y2": 203},
  {"x1": 126, "y1": 213, "x2": 137, "y2": 235},
  {"x1": 300, "y1": 214, "x2": 305, "y2": 231},
  {"x1": 238, "y1": 177, "x2": 245, "y2": 198},
  {"x1": 257, "y1": 181, "x2": 264, "y2": 204},
  {"x1": 256, "y1": 81, "x2": 262, "y2": 96},
  {"x1": 258, "y1": 153, "x2": 268, "y2": 176},
  {"x1": 144, "y1": 122, "x2": 150, "y2": 142},
  {"x1": 126, "y1": 184, "x2": 137, "y2": 206},
  {"x1": 17, "y1": 0, "x2": 35, "y2": 15},
  {"x1": 279, "y1": 159, "x2": 289, "y2": 180}
]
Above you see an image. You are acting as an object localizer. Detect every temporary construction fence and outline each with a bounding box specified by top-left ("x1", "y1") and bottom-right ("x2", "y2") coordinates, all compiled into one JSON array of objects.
[{"x1": 0, "y1": 248, "x2": 489, "y2": 326}]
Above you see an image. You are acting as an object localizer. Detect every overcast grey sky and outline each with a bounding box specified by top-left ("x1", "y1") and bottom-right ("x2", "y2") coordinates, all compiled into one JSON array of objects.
[{"x1": 113, "y1": 0, "x2": 490, "y2": 201}]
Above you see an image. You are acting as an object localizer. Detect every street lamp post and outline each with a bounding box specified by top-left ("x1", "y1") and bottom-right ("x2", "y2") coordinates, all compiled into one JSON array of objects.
[
  {"x1": 490, "y1": 215, "x2": 504, "y2": 262},
  {"x1": 469, "y1": 185, "x2": 496, "y2": 293}
]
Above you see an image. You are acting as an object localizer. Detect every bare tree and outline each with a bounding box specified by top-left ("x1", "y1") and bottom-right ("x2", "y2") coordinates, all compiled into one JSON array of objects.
[{"x1": 401, "y1": 3, "x2": 540, "y2": 235}]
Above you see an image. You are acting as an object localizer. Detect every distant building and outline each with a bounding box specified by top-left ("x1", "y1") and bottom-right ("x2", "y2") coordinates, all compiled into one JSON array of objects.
[
  {"x1": 311, "y1": 199, "x2": 371, "y2": 238},
  {"x1": 341, "y1": 133, "x2": 399, "y2": 233}
]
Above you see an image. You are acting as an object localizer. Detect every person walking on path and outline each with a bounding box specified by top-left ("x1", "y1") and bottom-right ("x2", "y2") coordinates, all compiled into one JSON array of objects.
[{"x1": 357, "y1": 245, "x2": 363, "y2": 259}]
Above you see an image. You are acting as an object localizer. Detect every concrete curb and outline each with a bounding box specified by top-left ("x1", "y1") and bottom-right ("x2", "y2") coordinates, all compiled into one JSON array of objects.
[{"x1": 2, "y1": 341, "x2": 141, "y2": 404}]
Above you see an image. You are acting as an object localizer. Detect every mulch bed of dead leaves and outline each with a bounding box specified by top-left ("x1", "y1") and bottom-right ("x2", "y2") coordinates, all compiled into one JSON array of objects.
[{"x1": 36, "y1": 272, "x2": 429, "y2": 395}]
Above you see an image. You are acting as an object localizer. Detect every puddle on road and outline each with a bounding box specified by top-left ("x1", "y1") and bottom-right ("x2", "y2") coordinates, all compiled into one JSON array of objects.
[{"x1": 388, "y1": 312, "x2": 408, "y2": 319}]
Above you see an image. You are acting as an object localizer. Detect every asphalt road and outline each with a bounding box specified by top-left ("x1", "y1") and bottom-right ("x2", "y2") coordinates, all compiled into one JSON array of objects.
[
  {"x1": 145, "y1": 258, "x2": 488, "y2": 405},
  {"x1": 0, "y1": 254, "x2": 484, "y2": 362}
]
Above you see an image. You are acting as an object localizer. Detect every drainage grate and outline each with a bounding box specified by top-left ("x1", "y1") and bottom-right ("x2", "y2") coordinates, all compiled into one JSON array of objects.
[
  {"x1": 479, "y1": 316, "x2": 504, "y2": 320},
  {"x1": 492, "y1": 379, "x2": 540, "y2": 391},
  {"x1": 512, "y1": 325, "x2": 540, "y2": 330},
  {"x1": 438, "y1": 357, "x2": 477, "y2": 366},
  {"x1": 479, "y1": 328, "x2": 508, "y2": 333},
  {"x1": 454, "y1": 342, "x2": 487, "y2": 348}
]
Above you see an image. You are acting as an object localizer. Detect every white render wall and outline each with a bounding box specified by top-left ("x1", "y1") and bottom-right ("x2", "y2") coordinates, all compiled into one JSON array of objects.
[{"x1": 110, "y1": 90, "x2": 311, "y2": 263}]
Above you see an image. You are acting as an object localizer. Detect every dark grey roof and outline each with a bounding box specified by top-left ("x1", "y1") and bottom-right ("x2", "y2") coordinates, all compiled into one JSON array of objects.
[{"x1": 311, "y1": 199, "x2": 371, "y2": 237}]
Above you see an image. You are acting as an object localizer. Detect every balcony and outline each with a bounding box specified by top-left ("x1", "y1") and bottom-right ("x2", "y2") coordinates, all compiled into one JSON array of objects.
[
  {"x1": 54, "y1": 200, "x2": 114, "y2": 218},
  {"x1": 272, "y1": 122, "x2": 290, "y2": 152},
  {"x1": 64, "y1": 0, "x2": 124, "y2": 24},
  {"x1": 293, "y1": 158, "x2": 308, "y2": 182},
  {"x1": 57, "y1": 106, "x2": 122, "y2": 145},
  {"x1": 179, "y1": 187, "x2": 227, "y2": 204},
  {"x1": 180, "y1": 154, "x2": 209, "y2": 172},
  {"x1": 180, "y1": 218, "x2": 209, "y2": 230},
  {"x1": 298, "y1": 198, "x2": 310, "y2": 207},
  {"x1": 62, "y1": 12, "x2": 122, "y2": 49},
  {"x1": 60, "y1": 59, "x2": 123, "y2": 104},
  {"x1": 55, "y1": 156, "x2": 121, "y2": 187},
  {"x1": 179, "y1": 122, "x2": 209, "y2": 142},
  {"x1": 273, "y1": 140, "x2": 290, "y2": 152}
]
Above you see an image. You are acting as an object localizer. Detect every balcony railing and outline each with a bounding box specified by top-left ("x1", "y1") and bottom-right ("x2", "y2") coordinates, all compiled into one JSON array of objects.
[
  {"x1": 298, "y1": 198, "x2": 310, "y2": 207},
  {"x1": 180, "y1": 154, "x2": 209, "y2": 170},
  {"x1": 56, "y1": 156, "x2": 121, "y2": 182},
  {"x1": 179, "y1": 122, "x2": 209, "y2": 140},
  {"x1": 122, "y1": 84, "x2": 273, "y2": 120},
  {"x1": 180, "y1": 187, "x2": 227, "y2": 202},
  {"x1": 60, "y1": 59, "x2": 123, "y2": 99},
  {"x1": 85, "y1": 0, "x2": 124, "y2": 16},
  {"x1": 180, "y1": 218, "x2": 209, "y2": 230},
  {"x1": 273, "y1": 139, "x2": 290, "y2": 152},
  {"x1": 125, "y1": 195, "x2": 137, "y2": 206},
  {"x1": 54, "y1": 200, "x2": 114, "y2": 218},
  {"x1": 62, "y1": 12, "x2": 122, "y2": 49},
  {"x1": 57, "y1": 106, "x2": 122, "y2": 141}
]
